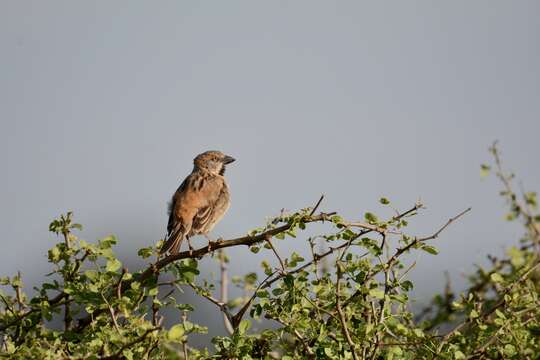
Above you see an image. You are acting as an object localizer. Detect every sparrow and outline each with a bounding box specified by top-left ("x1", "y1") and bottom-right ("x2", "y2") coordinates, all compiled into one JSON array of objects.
[{"x1": 160, "y1": 150, "x2": 235, "y2": 255}]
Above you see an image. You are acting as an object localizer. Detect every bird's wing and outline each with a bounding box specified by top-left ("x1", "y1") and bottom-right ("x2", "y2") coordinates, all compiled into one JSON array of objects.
[
  {"x1": 162, "y1": 173, "x2": 224, "y2": 253},
  {"x1": 169, "y1": 172, "x2": 224, "y2": 234},
  {"x1": 190, "y1": 175, "x2": 227, "y2": 234},
  {"x1": 167, "y1": 177, "x2": 188, "y2": 236}
]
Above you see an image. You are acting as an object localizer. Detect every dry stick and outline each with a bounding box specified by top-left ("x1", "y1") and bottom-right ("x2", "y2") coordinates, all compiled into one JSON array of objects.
[
  {"x1": 72, "y1": 212, "x2": 334, "y2": 331},
  {"x1": 491, "y1": 142, "x2": 540, "y2": 248},
  {"x1": 62, "y1": 230, "x2": 72, "y2": 331},
  {"x1": 265, "y1": 236, "x2": 286, "y2": 273},
  {"x1": 309, "y1": 194, "x2": 325, "y2": 216},
  {"x1": 0, "y1": 293, "x2": 15, "y2": 316},
  {"x1": 74, "y1": 201, "x2": 425, "y2": 333},
  {"x1": 336, "y1": 263, "x2": 359, "y2": 360},
  {"x1": 267, "y1": 315, "x2": 315, "y2": 358},
  {"x1": 339, "y1": 204, "x2": 463, "y2": 310},
  {"x1": 0, "y1": 248, "x2": 89, "y2": 332},
  {"x1": 0, "y1": 292, "x2": 67, "y2": 331},
  {"x1": 387, "y1": 207, "x2": 472, "y2": 267},
  {"x1": 116, "y1": 269, "x2": 127, "y2": 301},
  {"x1": 181, "y1": 312, "x2": 189, "y2": 360},
  {"x1": 437, "y1": 258, "x2": 540, "y2": 353},
  {"x1": 261, "y1": 202, "x2": 427, "y2": 314},
  {"x1": 99, "y1": 327, "x2": 160, "y2": 360},
  {"x1": 101, "y1": 292, "x2": 120, "y2": 333},
  {"x1": 143, "y1": 212, "x2": 334, "y2": 281},
  {"x1": 230, "y1": 271, "x2": 276, "y2": 329},
  {"x1": 14, "y1": 272, "x2": 24, "y2": 312},
  {"x1": 218, "y1": 249, "x2": 234, "y2": 335},
  {"x1": 188, "y1": 282, "x2": 233, "y2": 322}
]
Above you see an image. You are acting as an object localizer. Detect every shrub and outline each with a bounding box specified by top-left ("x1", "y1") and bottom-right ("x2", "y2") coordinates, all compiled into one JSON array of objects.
[{"x1": 1, "y1": 143, "x2": 539, "y2": 359}]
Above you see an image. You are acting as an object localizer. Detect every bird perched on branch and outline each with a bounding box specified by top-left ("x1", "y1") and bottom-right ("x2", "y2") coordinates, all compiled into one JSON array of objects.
[{"x1": 160, "y1": 151, "x2": 235, "y2": 255}]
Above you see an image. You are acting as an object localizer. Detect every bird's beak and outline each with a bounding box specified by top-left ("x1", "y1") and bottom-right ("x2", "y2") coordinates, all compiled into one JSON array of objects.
[{"x1": 223, "y1": 155, "x2": 236, "y2": 164}]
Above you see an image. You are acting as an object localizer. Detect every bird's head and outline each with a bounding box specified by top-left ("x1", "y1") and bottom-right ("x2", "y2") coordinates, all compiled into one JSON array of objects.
[{"x1": 193, "y1": 150, "x2": 235, "y2": 175}]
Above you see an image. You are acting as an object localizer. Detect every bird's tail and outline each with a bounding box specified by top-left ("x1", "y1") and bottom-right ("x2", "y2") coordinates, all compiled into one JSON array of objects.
[{"x1": 160, "y1": 224, "x2": 185, "y2": 255}]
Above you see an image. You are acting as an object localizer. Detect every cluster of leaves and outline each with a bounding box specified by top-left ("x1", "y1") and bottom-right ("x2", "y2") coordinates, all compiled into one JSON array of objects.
[{"x1": 1, "y1": 144, "x2": 540, "y2": 359}]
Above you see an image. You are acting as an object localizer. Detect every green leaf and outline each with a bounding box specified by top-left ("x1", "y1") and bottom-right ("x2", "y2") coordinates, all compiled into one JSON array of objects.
[
  {"x1": 369, "y1": 288, "x2": 385, "y2": 299},
  {"x1": 490, "y1": 272, "x2": 504, "y2": 283},
  {"x1": 137, "y1": 247, "x2": 153, "y2": 259},
  {"x1": 364, "y1": 212, "x2": 379, "y2": 224},
  {"x1": 503, "y1": 344, "x2": 516, "y2": 357},
  {"x1": 48, "y1": 246, "x2": 61, "y2": 263},
  {"x1": 71, "y1": 223, "x2": 83, "y2": 231},
  {"x1": 508, "y1": 246, "x2": 525, "y2": 267},
  {"x1": 379, "y1": 197, "x2": 390, "y2": 205},
  {"x1": 106, "y1": 259, "x2": 122, "y2": 272},
  {"x1": 421, "y1": 245, "x2": 438, "y2": 255},
  {"x1": 249, "y1": 246, "x2": 260, "y2": 254},
  {"x1": 480, "y1": 164, "x2": 491, "y2": 178},
  {"x1": 148, "y1": 287, "x2": 159, "y2": 297},
  {"x1": 168, "y1": 324, "x2": 185, "y2": 341},
  {"x1": 400, "y1": 280, "x2": 414, "y2": 292},
  {"x1": 238, "y1": 319, "x2": 251, "y2": 335},
  {"x1": 84, "y1": 270, "x2": 99, "y2": 281}
]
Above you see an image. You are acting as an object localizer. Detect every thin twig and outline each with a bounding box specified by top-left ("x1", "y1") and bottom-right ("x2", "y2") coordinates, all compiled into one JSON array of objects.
[
  {"x1": 438, "y1": 258, "x2": 540, "y2": 352},
  {"x1": 309, "y1": 194, "x2": 325, "y2": 216},
  {"x1": 99, "y1": 327, "x2": 160, "y2": 360},
  {"x1": 336, "y1": 262, "x2": 358, "y2": 360},
  {"x1": 219, "y1": 249, "x2": 234, "y2": 335},
  {"x1": 265, "y1": 236, "x2": 286, "y2": 272}
]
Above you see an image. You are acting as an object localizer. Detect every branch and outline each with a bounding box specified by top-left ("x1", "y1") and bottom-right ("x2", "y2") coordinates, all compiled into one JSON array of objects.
[
  {"x1": 336, "y1": 262, "x2": 359, "y2": 360},
  {"x1": 73, "y1": 211, "x2": 334, "y2": 331},
  {"x1": 219, "y1": 250, "x2": 234, "y2": 335},
  {"x1": 140, "y1": 212, "x2": 334, "y2": 283},
  {"x1": 342, "y1": 207, "x2": 471, "y2": 309},
  {"x1": 99, "y1": 327, "x2": 160, "y2": 360},
  {"x1": 309, "y1": 194, "x2": 325, "y2": 216},
  {"x1": 437, "y1": 258, "x2": 540, "y2": 352},
  {"x1": 264, "y1": 236, "x2": 286, "y2": 272}
]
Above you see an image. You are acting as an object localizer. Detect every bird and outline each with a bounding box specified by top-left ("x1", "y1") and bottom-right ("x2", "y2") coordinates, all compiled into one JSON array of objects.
[{"x1": 160, "y1": 150, "x2": 235, "y2": 256}]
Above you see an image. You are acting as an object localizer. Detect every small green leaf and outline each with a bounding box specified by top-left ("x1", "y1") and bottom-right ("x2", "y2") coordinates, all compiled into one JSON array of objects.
[
  {"x1": 379, "y1": 197, "x2": 390, "y2": 205},
  {"x1": 364, "y1": 212, "x2": 379, "y2": 224},
  {"x1": 238, "y1": 319, "x2": 251, "y2": 335},
  {"x1": 421, "y1": 245, "x2": 438, "y2": 255},
  {"x1": 106, "y1": 259, "x2": 122, "y2": 272},
  {"x1": 249, "y1": 246, "x2": 260, "y2": 254},
  {"x1": 168, "y1": 324, "x2": 185, "y2": 341},
  {"x1": 503, "y1": 344, "x2": 516, "y2": 357},
  {"x1": 137, "y1": 247, "x2": 153, "y2": 259},
  {"x1": 369, "y1": 288, "x2": 385, "y2": 299},
  {"x1": 480, "y1": 164, "x2": 491, "y2": 178},
  {"x1": 148, "y1": 287, "x2": 159, "y2": 297},
  {"x1": 490, "y1": 273, "x2": 504, "y2": 283}
]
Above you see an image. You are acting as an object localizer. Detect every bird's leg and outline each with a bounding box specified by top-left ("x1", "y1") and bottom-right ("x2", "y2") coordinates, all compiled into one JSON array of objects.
[
  {"x1": 186, "y1": 236, "x2": 194, "y2": 257},
  {"x1": 204, "y1": 234, "x2": 224, "y2": 254},
  {"x1": 204, "y1": 234, "x2": 214, "y2": 252}
]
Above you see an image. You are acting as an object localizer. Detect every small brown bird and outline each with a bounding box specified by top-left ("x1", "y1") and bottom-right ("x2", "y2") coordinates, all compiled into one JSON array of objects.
[{"x1": 160, "y1": 151, "x2": 235, "y2": 255}]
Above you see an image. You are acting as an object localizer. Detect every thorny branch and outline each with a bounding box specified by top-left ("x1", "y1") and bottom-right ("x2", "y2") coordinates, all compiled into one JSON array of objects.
[
  {"x1": 219, "y1": 249, "x2": 234, "y2": 335},
  {"x1": 437, "y1": 257, "x2": 540, "y2": 353},
  {"x1": 336, "y1": 261, "x2": 359, "y2": 360}
]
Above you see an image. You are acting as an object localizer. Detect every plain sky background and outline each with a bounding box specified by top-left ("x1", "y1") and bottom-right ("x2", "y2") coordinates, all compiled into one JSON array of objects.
[{"x1": 1, "y1": 0, "x2": 539, "y2": 345}]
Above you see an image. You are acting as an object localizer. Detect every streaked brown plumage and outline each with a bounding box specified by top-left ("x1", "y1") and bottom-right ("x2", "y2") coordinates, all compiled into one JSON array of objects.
[{"x1": 160, "y1": 151, "x2": 235, "y2": 255}]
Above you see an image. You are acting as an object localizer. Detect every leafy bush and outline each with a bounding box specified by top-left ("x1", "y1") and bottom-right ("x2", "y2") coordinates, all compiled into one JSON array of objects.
[{"x1": 1, "y1": 144, "x2": 539, "y2": 359}]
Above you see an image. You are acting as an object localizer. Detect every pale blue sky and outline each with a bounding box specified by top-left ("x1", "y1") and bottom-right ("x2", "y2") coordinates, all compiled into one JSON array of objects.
[{"x1": 1, "y1": 0, "x2": 539, "y2": 344}]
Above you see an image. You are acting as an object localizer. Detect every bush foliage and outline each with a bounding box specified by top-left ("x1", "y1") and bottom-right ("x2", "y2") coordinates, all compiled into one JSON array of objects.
[{"x1": 1, "y1": 144, "x2": 539, "y2": 359}]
